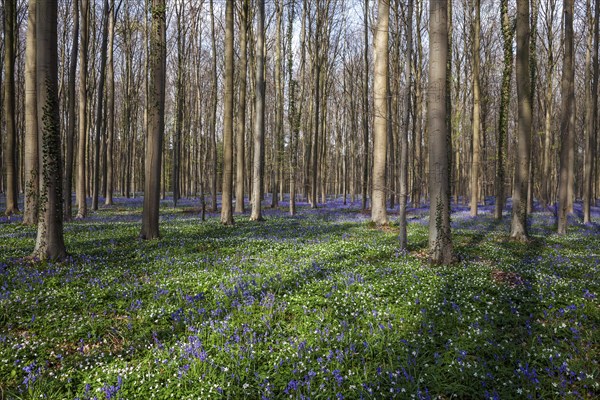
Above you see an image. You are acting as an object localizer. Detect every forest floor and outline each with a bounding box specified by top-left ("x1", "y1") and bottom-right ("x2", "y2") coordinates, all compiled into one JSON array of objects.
[{"x1": 0, "y1": 196, "x2": 599, "y2": 399}]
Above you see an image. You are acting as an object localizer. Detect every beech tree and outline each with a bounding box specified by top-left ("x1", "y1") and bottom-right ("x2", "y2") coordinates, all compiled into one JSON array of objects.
[
  {"x1": 428, "y1": 0, "x2": 453, "y2": 264},
  {"x1": 510, "y1": 0, "x2": 532, "y2": 241},
  {"x1": 288, "y1": 0, "x2": 301, "y2": 216},
  {"x1": 140, "y1": 0, "x2": 166, "y2": 240},
  {"x1": 24, "y1": 0, "x2": 38, "y2": 225},
  {"x1": 235, "y1": 0, "x2": 250, "y2": 214},
  {"x1": 33, "y1": 0, "x2": 67, "y2": 261},
  {"x1": 220, "y1": 0, "x2": 234, "y2": 225},
  {"x1": 76, "y1": 0, "x2": 89, "y2": 219},
  {"x1": 494, "y1": 0, "x2": 514, "y2": 219},
  {"x1": 209, "y1": 0, "x2": 218, "y2": 212},
  {"x1": 399, "y1": 0, "x2": 413, "y2": 250},
  {"x1": 272, "y1": 0, "x2": 283, "y2": 208},
  {"x1": 412, "y1": 0, "x2": 425, "y2": 209},
  {"x1": 64, "y1": 0, "x2": 79, "y2": 220},
  {"x1": 583, "y1": 0, "x2": 598, "y2": 224},
  {"x1": 105, "y1": 0, "x2": 118, "y2": 206},
  {"x1": 540, "y1": 0, "x2": 557, "y2": 210},
  {"x1": 172, "y1": 0, "x2": 185, "y2": 208},
  {"x1": 496, "y1": 0, "x2": 514, "y2": 219},
  {"x1": 470, "y1": 0, "x2": 481, "y2": 217},
  {"x1": 361, "y1": 0, "x2": 369, "y2": 211},
  {"x1": 528, "y1": 0, "x2": 539, "y2": 214},
  {"x1": 310, "y1": 3, "x2": 323, "y2": 208},
  {"x1": 250, "y1": 0, "x2": 266, "y2": 221},
  {"x1": 557, "y1": 0, "x2": 574, "y2": 235},
  {"x1": 371, "y1": 0, "x2": 390, "y2": 226},
  {"x1": 3, "y1": 0, "x2": 18, "y2": 216},
  {"x1": 92, "y1": 0, "x2": 110, "y2": 211}
]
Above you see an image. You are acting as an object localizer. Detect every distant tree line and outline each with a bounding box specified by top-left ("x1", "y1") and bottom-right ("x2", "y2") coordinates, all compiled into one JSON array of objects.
[{"x1": 0, "y1": 0, "x2": 596, "y2": 264}]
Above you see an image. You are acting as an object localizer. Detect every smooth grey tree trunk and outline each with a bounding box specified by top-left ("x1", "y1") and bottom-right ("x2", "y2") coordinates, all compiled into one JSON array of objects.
[
  {"x1": 140, "y1": 0, "x2": 166, "y2": 240},
  {"x1": 92, "y1": 0, "x2": 110, "y2": 211},
  {"x1": 272, "y1": 0, "x2": 283, "y2": 208},
  {"x1": 446, "y1": 1, "x2": 453, "y2": 203},
  {"x1": 557, "y1": 0, "x2": 574, "y2": 235},
  {"x1": 413, "y1": 1, "x2": 424, "y2": 209},
  {"x1": 76, "y1": 0, "x2": 89, "y2": 219},
  {"x1": 541, "y1": 0, "x2": 556, "y2": 209},
  {"x1": 510, "y1": 0, "x2": 532, "y2": 240},
  {"x1": 399, "y1": 0, "x2": 413, "y2": 250},
  {"x1": 593, "y1": 0, "x2": 600, "y2": 211},
  {"x1": 221, "y1": 0, "x2": 234, "y2": 225},
  {"x1": 428, "y1": 0, "x2": 454, "y2": 264},
  {"x1": 527, "y1": 0, "x2": 539, "y2": 214},
  {"x1": 371, "y1": 0, "x2": 389, "y2": 226},
  {"x1": 3, "y1": 0, "x2": 18, "y2": 216},
  {"x1": 361, "y1": 0, "x2": 369, "y2": 211},
  {"x1": 64, "y1": 0, "x2": 79, "y2": 219},
  {"x1": 33, "y1": 0, "x2": 66, "y2": 261},
  {"x1": 470, "y1": 0, "x2": 481, "y2": 217},
  {"x1": 173, "y1": 1, "x2": 185, "y2": 208},
  {"x1": 250, "y1": 0, "x2": 265, "y2": 221},
  {"x1": 583, "y1": 0, "x2": 597, "y2": 224},
  {"x1": 495, "y1": 0, "x2": 514, "y2": 220},
  {"x1": 311, "y1": 6, "x2": 322, "y2": 209},
  {"x1": 289, "y1": 0, "x2": 303, "y2": 216},
  {"x1": 105, "y1": 0, "x2": 116, "y2": 206},
  {"x1": 209, "y1": 0, "x2": 218, "y2": 212},
  {"x1": 24, "y1": 0, "x2": 38, "y2": 225},
  {"x1": 235, "y1": 0, "x2": 249, "y2": 214}
]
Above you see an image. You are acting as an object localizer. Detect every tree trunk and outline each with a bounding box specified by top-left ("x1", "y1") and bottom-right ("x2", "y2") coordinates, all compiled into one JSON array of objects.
[
  {"x1": 64, "y1": 0, "x2": 79, "y2": 219},
  {"x1": 311, "y1": 9, "x2": 322, "y2": 209},
  {"x1": 273, "y1": 0, "x2": 284, "y2": 209},
  {"x1": 3, "y1": 0, "x2": 18, "y2": 216},
  {"x1": 33, "y1": 0, "x2": 67, "y2": 261},
  {"x1": 221, "y1": 0, "x2": 234, "y2": 225},
  {"x1": 371, "y1": 0, "x2": 389, "y2": 225},
  {"x1": 247, "y1": 22, "x2": 256, "y2": 204},
  {"x1": 198, "y1": 92, "x2": 206, "y2": 221},
  {"x1": 288, "y1": 0, "x2": 299, "y2": 216},
  {"x1": 541, "y1": 0, "x2": 556, "y2": 209},
  {"x1": 510, "y1": 0, "x2": 532, "y2": 240},
  {"x1": 0, "y1": 35, "x2": 2, "y2": 197},
  {"x1": 387, "y1": 76, "x2": 395, "y2": 210},
  {"x1": 209, "y1": 0, "x2": 218, "y2": 212},
  {"x1": 399, "y1": 0, "x2": 413, "y2": 250},
  {"x1": 583, "y1": 0, "x2": 597, "y2": 223},
  {"x1": 557, "y1": 0, "x2": 574, "y2": 235},
  {"x1": 250, "y1": 0, "x2": 265, "y2": 221},
  {"x1": 496, "y1": 0, "x2": 514, "y2": 220},
  {"x1": 470, "y1": 0, "x2": 481, "y2": 217},
  {"x1": 428, "y1": 0, "x2": 453, "y2": 264},
  {"x1": 593, "y1": 0, "x2": 600, "y2": 209},
  {"x1": 173, "y1": 1, "x2": 185, "y2": 208},
  {"x1": 92, "y1": 0, "x2": 110, "y2": 211},
  {"x1": 362, "y1": 0, "x2": 369, "y2": 211},
  {"x1": 527, "y1": 0, "x2": 539, "y2": 214},
  {"x1": 76, "y1": 0, "x2": 89, "y2": 219},
  {"x1": 235, "y1": 0, "x2": 249, "y2": 213},
  {"x1": 319, "y1": 90, "x2": 327, "y2": 205},
  {"x1": 121, "y1": 6, "x2": 133, "y2": 199},
  {"x1": 446, "y1": 0, "x2": 453, "y2": 204},
  {"x1": 24, "y1": 0, "x2": 38, "y2": 225},
  {"x1": 413, "y1": 2, "x2": 424, "y2": 208},
  {"x1": 105, "y1": 0, "x2": 116, "y2": 206},
  {"x1": 590, "y1": 0, "x2": 600, "y2": 206},
  {"x1": 140, "y1": 0, "x2": 166, "y2": 240}
]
